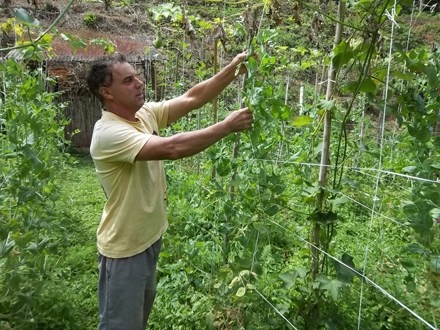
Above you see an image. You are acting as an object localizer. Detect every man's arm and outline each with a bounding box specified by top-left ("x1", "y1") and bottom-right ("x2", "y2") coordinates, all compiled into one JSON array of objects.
[
  {"x1": 166, "y1": 50, "x2": 256, "y2": 126},
  {"x1": 135, "y1": 108, "x2": 253, "y2": 161}
]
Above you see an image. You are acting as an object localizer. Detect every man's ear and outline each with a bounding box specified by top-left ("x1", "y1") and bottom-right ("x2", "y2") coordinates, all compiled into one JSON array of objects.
[{"x1": 99, "y1": 86, "x2": 113, "y2": 100}]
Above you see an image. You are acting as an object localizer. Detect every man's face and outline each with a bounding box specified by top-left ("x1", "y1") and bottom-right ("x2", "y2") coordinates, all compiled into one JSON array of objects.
[{"x1": 102, "y1": 62, "x2": 145, "y2": 112}]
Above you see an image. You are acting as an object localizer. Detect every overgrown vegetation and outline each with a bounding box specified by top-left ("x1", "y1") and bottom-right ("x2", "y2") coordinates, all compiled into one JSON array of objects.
[{"x1": 0, "y1": 0, "x2": 439, "y2": 329}]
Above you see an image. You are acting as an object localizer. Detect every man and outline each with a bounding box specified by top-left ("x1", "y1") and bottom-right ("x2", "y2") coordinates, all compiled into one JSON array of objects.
[{"x1": 86, "y1": 50, "x2": 255, "y2": 330}]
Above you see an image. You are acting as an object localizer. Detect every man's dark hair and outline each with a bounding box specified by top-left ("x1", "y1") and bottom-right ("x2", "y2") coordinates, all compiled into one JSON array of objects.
[{"x1": 86, "y1": 53, "x2": 127, "y2": 102}]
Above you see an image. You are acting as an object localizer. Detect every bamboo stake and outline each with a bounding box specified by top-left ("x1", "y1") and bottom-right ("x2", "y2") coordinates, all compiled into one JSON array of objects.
[
  {"x1": 312, "y1": 0, "x2": 346, "y2": 280},
  {"x1": 211, "y1": 39, "x2": 219, "y2": 182},
  {"x1": 212, "y1": 39, "x2": 218, "y2": 124},
  {"x1": 224, "y1": 35, "x2": 253, "y2": 264}
]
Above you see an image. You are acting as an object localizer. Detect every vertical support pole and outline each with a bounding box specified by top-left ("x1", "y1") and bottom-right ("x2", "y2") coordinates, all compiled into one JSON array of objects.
[
  {"x1": 312, "y1": 0, "x2": 346, "y2": 280},
  {"x1": 224, "y1": 35, "x2": 253, "y2": 264},
  {"x1": 299, "y1": 85, "x2": 304, "y2": 115},
  {"x1": 211, "y1": 39, "x2": 219, "y2": 182},
  {"x1": 212, "y1": 39, "x2": 218, "y2": 124}
]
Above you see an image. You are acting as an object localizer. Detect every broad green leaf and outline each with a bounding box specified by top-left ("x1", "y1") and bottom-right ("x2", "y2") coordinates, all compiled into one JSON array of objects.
[
  {"x1": 391, "y1": 70, "x2": 415, "y2": 81},
  {"x1": 262, "y1": 245, "x2": 271, "y2": 258},
  {"x1": 264, "y1": 204, "x2": 278, "y2": 216},
  {"x1": 279, "y1": 271, "x2": 299, "y2": 290},
  {"x1": 253, "y1": 222, "x2": 269, "y2": 233},
  {"x1": 404, "y1": 201, "x2": 433, "y2": 235},
  {"x1": 431, "y1": 299, "x2": 440, "y2": 308},
  {"x1": 0, "y1": 239, "x2": 15, "y2": 258},
  {"x1": 406, "y1": 243, "x2": 430, "y2": 257},
  {"x1": 358, "y1": 77, "x2": 377, "y2": 94},
  {"x1": 406, "y1": 281, "x2": 416, "y2": 292},
  {"x1": 431, "y1": 256, "x2": 440, "y2": 271},
  {"x1": 400, "y1": 260, "x2": 416, "y2": 272},
  {"x1": 315, "y1": 273, "x2": 345, "y2": 301},
  {"x1": 236, "y1": 287, "x2": 246, "y2": 297},
  {"x1": 329, "y1": 196, "x2": 349, "y2": 207},
  {"x1": 296, "y1": 267, "x2": 309, "y2": 279},
  {"x1": 429, "y1": 208, "x2": 440, "y2": 220},
  {"x1": 341, "y1": 177, "x2": 360, "y2": 190},
  {"x1": 334, "y1": 253, "x2": 357, "y2": 283},
  {"x1": 318, "y1": 99, "x2": 335, "y2": 111},
  {"x1": 248, "y1": 56, "x2": 258, "y2": 75},
  {"x1": 331, "y1": 41, "x2": 353, "y2": 71},
  {"x1": 423, "y1": 66, "x2": 439, "y2": 88},
  {"x1": 402, "y1": 165, "x2": 418, "y2": 173},
  {"x1": 13, "y1": 8, "x2": 41, "y2": 27},
  {"x1": 292, "y1": 115, "x2": 312, "y2": 127}
]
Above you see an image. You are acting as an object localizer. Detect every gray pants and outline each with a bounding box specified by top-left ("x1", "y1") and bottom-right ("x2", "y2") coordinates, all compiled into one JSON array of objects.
[{"x1": 97, "y1": 237, "x2": 162, "y2": 330}]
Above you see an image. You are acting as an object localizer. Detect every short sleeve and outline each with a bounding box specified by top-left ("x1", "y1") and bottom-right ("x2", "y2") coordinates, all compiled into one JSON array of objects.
[
  {"x1": 140, "y1": 101, "x2": 170, "y2": 129},
  {"x1": 95, "y1": 123, "x2": 152, "y2": 164}
]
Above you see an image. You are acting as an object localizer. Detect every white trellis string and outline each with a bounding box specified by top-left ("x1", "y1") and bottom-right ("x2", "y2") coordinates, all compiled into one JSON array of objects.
[
  {"x1": 350, "y1": 168, "x2": 414, "y2": 194},
  {"x1": 384, "y1": 9, "x2": 400, "y2": 29},
  {"x1": 318, "y1": 78, "x2": 336, "y2": 85},
  {"x1": 254, "y1": 288, "x2": 298, "y2": 330},
  {"x1": 338, "y1": 192, "x2": 405, "y2": 226},
  {"x1": 260, "y1": 216, "x2": 437, "y2": 330},
  {"x1": 226, "y1": 157, "x2": 440, "y2": 184},
  {"x1": 235, "y1": 269, "x2": 299, "y2": 329},
  {"x1": 358, "y1": 1, "x2": 399, "y2": 328}
]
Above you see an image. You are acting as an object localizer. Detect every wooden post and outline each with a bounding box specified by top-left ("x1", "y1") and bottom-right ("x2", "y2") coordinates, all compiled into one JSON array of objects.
[
  {"x1": 312, "y1": 0, "x2": 346, "y2": 280},
  {"x1": 212, "y1": 39, "x2": 219, "y2": 124},
  {"x1": 211, "y1": 38, "x2": 219, "y2": 182}
]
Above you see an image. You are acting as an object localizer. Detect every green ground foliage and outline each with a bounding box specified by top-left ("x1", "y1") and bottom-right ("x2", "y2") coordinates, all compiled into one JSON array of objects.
[{"x1": 1, "y1": 0, "x2": 440, "y2": 329}]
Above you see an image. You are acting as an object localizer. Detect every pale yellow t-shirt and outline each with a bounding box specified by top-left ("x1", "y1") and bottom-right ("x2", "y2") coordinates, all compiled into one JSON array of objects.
[{"x1": 90, "y1": 102, "x2": 169, "y2": 258}]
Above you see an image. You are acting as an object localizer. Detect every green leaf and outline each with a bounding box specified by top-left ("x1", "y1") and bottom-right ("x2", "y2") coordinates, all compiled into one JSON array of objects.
[
  {"x1": 423, "y1": 66, "x2": 439, "y2": 88},
  {"x1": 406, "y1": 243, "x2": 430, "y2": 257},
  {"x1": 309, "y1": 210, "x2": 338, "y2": 225},
  {"x1": 431, "y1": 299, "x2": 440, "y2": 308},
  {"x1": 279, "y1": 271, "x2": 299, "y2": 290},
  {"x1": 253, "y1": 222, "x2": 269, "y2": 233},
  {"x1": 292, "y1": 115, "x2": 312, "y2": 127},
  {"x1": 329, "y1": 196, "x2": 349, "y2": 207},
  {"x1": 334, "y1": 253, "x2": 357, "y2": 283},
  {"x1": 431, "y1": 256, "x2": 440, "y2": 271},
  {"x1": 400, "y1": 260, "x2": 416, "y2": 272},
  {"x1": 264, "y1": 205, "x2": 279, "y2": 216},
  {"x1": 318, "y1": 99, "x2": 335, "y2": 111},
  {"x1": 331, "y1": 41, "x2": 353, "y2": 72},
  {"x1": 0, "y1": 239, "x2": 15, "y2": 258},
  {"x1": 391, "y1": 70, "x2": 415, "y2": 81},
  {"x1": 358, "y1": 77, "x2": 377, "y2": 94},
  {"x1": 315, "y1": 273, "x2": 345, "y2": 301},
  {"x1": 403, "y1": 201, "x2": 433, "y2": 235},
  {"x1": 429, "y1": 208, "x2": 440, "y2": 219},
  {"x1": 247, "y1": 56, "x2": 258, "y2": 75},
  {"x1": 406, "y1": 281, "x2": 416, "y2": 292},
  {"x1": 402, "y1": 165, "x2": 418, "y2": 173},
  {"x1": 296, "y1": 267, "x2": 309, "y2": 279},
  {"x1": 341, "y1": 177, "x2": 360, "y2": 190},
  {"x1": 13, "y1": 8, "x2": 41, "y2": 27}
]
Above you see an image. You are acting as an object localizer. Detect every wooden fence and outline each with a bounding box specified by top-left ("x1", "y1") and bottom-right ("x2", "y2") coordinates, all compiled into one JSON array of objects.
[{"x1": 60, "y1": 93, "x2": 102, "y2": 149}]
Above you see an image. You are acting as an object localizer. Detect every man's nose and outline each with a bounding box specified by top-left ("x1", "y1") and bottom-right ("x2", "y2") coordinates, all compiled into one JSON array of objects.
[{"x1": 135, "y1": 77, "x2": 144, "y2": 88}]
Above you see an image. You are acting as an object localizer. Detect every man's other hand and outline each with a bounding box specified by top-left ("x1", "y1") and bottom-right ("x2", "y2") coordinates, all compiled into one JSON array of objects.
[
  {"x1": 223, "y1": 108, "x2": 254, "y2": 133},
  {"x1": 231, "y1": 50, "x2": 259, "y2": 76}
]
